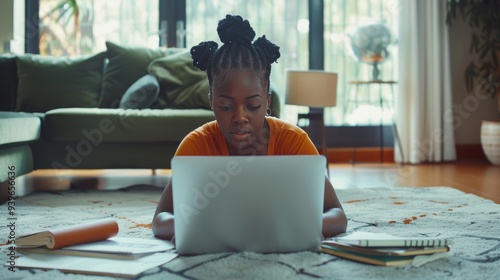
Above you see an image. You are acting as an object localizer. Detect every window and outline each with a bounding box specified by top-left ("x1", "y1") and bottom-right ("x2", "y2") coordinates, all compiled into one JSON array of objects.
[
  {"x1": 39, "y1": 0, "x2": 159, "y2": 56},
  {"x1": 324, "y1": 0, "x2": 399, "y2": 126}
]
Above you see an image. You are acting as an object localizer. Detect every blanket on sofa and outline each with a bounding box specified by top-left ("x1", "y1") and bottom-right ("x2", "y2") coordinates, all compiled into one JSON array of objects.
[{"x1": 1, "y1": 186, "x2": 499, "y2": 279}]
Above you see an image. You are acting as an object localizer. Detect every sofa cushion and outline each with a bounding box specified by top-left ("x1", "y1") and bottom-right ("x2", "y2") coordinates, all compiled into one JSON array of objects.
[
  {"x1": 148, "y1": 50, "x2": 211, "y2": 110},
  {"x1": 31, "y1": 141, "x2": 179, "y2": 169},
  {"x1": 43, "y1": 108, "x2": 215, "y2": 143},
  {"x1": 0, "y1": 112, "x2": 42, "y2": 147},
  {"x1": 15, "y1": 52, "x2": 106, "y2": 113},
  {"x1": 98, "y1": 42, "x2": 182, "y2": 108},
  {"x1": 0, "y1": 55, "x2": 18, "y2": 111},
  {"x1": 119, "y1": 74, "x2": 160, "y2": 109}
]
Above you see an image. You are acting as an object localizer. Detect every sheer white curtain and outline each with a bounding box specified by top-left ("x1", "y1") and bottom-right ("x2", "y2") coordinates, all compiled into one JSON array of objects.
[{"x1": 396, "y1": 0, "x2": 456, "y2": 163}]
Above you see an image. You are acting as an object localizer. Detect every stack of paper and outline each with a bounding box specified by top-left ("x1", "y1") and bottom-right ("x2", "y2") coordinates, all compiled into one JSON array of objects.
[
  {"x1": 11, "y1": 219, "x2": 177, "y2": 278},
  {"x1": 321, "y1": 232, "x2": 451, "y2": 266}
]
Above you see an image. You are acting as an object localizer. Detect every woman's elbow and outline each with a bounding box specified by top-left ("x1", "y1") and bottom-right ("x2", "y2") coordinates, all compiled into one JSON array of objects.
[
  {"x1": 323, "y1": 208, "x2": 348, "y2": 237},
  {"x1": 152, "y1": 212, "x2": 175, "y2": 240}
]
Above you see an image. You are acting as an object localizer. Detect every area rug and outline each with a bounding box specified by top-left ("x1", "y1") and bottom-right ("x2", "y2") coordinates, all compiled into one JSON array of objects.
[{"x1": 1, "y1": 186, "x2": 499, "y2": 280}]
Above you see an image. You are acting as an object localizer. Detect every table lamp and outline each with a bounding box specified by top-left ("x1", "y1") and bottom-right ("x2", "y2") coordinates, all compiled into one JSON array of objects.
[
  {"x1": 285, "y1": 70, "x2": 338, "y2": 167},
  {"x1": 285, "y1": 70, "x2": 338, "y2": 108}
]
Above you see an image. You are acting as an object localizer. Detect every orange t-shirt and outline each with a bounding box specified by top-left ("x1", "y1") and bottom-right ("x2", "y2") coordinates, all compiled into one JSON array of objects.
[{"x1": 175, "y1": 117, "x2": 319, "y2": 156}]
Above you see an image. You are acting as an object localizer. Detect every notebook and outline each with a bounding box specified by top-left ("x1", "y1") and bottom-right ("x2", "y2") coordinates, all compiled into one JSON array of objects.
[{"x1": 171, "y1": 155, "x2": 326, "y2": 255}]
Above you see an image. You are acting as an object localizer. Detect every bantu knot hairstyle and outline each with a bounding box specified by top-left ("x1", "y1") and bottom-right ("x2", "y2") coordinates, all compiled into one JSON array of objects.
[
  {"x1": 217, "y1": 14, "x2": 255, "y2": 44},
  {"x1": 190, "y1": 41, "x2": 218, "y2": 72},
  {"x1": 190, "y1": 14, "x2": 281, "y2": 92}
]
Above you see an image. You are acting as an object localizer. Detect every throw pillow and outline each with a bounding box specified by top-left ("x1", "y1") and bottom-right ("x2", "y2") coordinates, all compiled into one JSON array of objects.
[
  {"x1": 169, "y1": 79, "x2": 210, "y2": 109},
  {"x1": 119, "y1": 74, "x2": 160, "y2": 109},
  {"x1": 15, "y1": 52, "x2": 106, "y2": 113},
  {"x1": 99, "y1": 42, "x2": 181, "y2": 108},
  {"x1": 148, "y1": 50, "x2": 211, "y2": 110},
  {"x1": 0, "y1": 55, "x2": 18, "y2": 111}
]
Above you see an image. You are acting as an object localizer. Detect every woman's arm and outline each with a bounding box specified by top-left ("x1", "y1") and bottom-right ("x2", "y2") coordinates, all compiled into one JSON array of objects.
[
  {"x1": 152, "y1": 178, "x2": 175, "y2": 240},
  {"x1": 322, "y1": 177, "x2": 347, "y2": 237}
]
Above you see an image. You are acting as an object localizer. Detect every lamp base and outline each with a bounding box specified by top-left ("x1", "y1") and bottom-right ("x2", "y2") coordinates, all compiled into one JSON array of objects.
[{"x1": 372, "y1": 63, "x2": 380, "y2": 81}]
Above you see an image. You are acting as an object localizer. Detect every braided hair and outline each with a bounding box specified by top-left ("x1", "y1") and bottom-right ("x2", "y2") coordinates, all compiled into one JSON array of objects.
[{"x1": 190, "y1": 15, "x2": 280, "y2": 94}]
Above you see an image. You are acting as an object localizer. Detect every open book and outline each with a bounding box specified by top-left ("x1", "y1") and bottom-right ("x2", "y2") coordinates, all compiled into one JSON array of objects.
[
  {"x1": 13, "y1": 218, "x2": 178, "y2": 277},
  {"x1": 325, "y1": 231, "x2": 452, "y2": 248},
  {"x1": 14, "y1": 251, "x2": 177, "y2": 278},
  {"x1": 17, "y1": 237, "x2": 174, "y2": 259},
  {"x1": 16, "y1": 218, "x2": 119, "y2": 249}
]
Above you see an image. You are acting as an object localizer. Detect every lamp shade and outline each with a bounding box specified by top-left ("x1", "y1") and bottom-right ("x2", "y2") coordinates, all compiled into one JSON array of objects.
[{"x1": 285, "y1": 70, "x2": 338, "y2": 107}]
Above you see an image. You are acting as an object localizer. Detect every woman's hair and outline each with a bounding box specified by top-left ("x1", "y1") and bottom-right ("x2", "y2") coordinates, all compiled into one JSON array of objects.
[{"x1": 190, "y1": 15, "x2": 281, "y2": 93}]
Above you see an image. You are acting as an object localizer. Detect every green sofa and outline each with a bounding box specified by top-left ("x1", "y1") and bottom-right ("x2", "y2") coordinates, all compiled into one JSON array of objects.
[{"x1": 0, "y1": 42, "x2": 281, "y2": 184}]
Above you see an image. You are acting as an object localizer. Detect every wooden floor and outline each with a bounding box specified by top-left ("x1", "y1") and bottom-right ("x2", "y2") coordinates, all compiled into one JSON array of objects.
[
  {"x1": 2, "y1": 160, "x2": 499, "y2": 204},
  {"x1": 329, "y1": 160, "x2": 500, "y2": 203}
]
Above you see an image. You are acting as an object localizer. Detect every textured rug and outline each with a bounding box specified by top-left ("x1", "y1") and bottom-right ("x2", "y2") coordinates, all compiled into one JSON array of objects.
[{"x1": 1, "y1": 186, "x2": 499, "y2": 280}]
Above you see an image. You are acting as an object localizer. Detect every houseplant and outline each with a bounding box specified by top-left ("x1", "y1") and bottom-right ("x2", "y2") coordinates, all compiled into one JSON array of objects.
[
  {"x1": 446, "y1": 0, "x2": 500, "y2": 98},
  {"x1": 40, "y1": 0, "x2": 92, "y2": 56},
  {"x1": 446, "y1": 0, "x2": 500, "y2": 165}
]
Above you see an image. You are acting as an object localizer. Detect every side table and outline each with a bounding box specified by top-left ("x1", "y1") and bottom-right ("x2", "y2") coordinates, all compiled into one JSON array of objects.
[{"x1": 345, "y1": 80, "x2": 404, "y2": 163}]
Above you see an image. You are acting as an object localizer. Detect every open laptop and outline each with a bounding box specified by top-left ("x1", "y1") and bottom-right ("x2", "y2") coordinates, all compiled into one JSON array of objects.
[{"x1": 171, "y1": 155, "x2": 326, "y2": 255}]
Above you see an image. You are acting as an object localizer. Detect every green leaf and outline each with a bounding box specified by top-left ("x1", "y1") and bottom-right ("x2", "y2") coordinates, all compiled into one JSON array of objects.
[
  {"x1": 465, "y1": 62, "x2": 477, "y2": 92},
  {"x1": 45, "y1": 0, "x2": 79, "y2": 25},
  {"x1": 470, "y1": 33, "x2": 480, "y2": 53},
  {"x1": 458, "y1": 0, "x2": 466, "y2": 18},
  {"x1": 479, "y1": 43, "x2": 491, "y2": 60}
]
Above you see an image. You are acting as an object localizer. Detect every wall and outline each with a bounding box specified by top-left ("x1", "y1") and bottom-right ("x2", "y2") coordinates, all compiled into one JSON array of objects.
[
  {"x1": 448, "y1": 16, "x2": 500, "y2": 144},
  {"x1": 0, "y1": 0, "x2": 25, "y2": 53}
]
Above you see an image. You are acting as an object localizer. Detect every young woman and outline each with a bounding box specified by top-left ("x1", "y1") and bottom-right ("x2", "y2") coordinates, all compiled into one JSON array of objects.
[{"x1": 153, "y1": 15, "x2": 347, "y2": 242}]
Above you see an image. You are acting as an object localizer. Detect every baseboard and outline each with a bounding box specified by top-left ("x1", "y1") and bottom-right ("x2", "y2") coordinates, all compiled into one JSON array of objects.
[
  {"x1": 324, "y1": 144, "x2": 486, "y2": 163},
  {"x1": 456, "y1": 144, "x2": 486, "y2": 160},
  {"x1": 325, "y1": 147, "x2": 394, "y2": 163}
]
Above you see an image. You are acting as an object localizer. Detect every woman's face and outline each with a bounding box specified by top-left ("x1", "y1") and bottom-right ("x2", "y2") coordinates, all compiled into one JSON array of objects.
[{"x1": 210, "y1": 69, "x2": 270, "y2": 155}]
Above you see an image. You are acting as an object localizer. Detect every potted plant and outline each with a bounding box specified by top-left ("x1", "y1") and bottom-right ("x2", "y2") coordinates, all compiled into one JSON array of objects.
[{"x1": 447, "y1": 0, "x2": 500, "y2": 165}]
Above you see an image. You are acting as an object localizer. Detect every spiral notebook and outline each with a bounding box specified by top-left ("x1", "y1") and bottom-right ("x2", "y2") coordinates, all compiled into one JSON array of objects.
[{"x1": 325, "y1": 232, "x2": 452, "y2": 248}]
